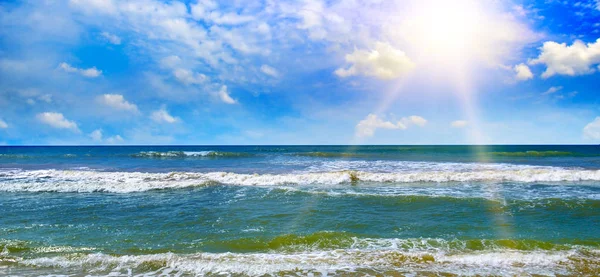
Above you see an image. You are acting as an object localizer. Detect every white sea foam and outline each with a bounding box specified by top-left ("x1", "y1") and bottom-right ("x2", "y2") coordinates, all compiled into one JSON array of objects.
[
  {"x1": 183, "y1": 151, "x2": 215, "y2": 156},
  {"x1": 280, "y1": 159, "x2": 545, "y2": 173},
  {"x1": 0, "y1": 167, "x2": 600, "y2": 193},
  {"x1": 130, "y1": 151, "x2": 251, "y2": 158},
  {"x1": 132, "y1": 151, "x2": 214, "y2": 157},
  {"x1": 10, "y1": 247, "x2": 592, "y2": 276},
  {"x1": 3, "y1": 237, "x2": 598, "y2": 276}
]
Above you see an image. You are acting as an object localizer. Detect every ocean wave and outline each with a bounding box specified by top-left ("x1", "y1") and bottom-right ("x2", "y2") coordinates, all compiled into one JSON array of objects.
[
  {"x1": 2, "y1": 237, "x2": 598, "y2": 276},
  {"x1": 1, "y1": 168, "x2": 600, "y2": 193},
  {"x1": 273, "y1": 160, "x2": 555, "y2": 174},
  {"x1": 490, "y1": 151, "x2": 581, "y2": 157},
  {"x1": 0, "y1": 153, "x2": 78, "y2": 159},
  {"x1": 0, "y1": 154, "x2": 32, "y2": 159},
  {"x1": 290, "y1": 150, "x2": 584, "y2": 158},
  {"x1": 130, "y1": 151, "x2": 253, "y2": 158},
  {"x1": 198, "y1": 232, "x2": 599, "y2": 253},
  {"x1": 292, "y1": 152, "x2": 367, "y2": 158}
]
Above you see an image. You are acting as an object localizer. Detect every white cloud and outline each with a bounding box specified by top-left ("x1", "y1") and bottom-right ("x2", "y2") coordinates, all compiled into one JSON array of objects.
[
  {"x1": 355, "y1": 114, "x2": 426, "y2": 138},
  {"x1": 59, "y1": 62, "x2": 102, "y2": 78},
  {"x1": 529, "y1": 39, "x2": 600, "y2": 78},
  {"x1": 294, "y1": 0, "x2": 329, "y2": 40},
  {"x1": 0, "y1": 119, "x2": 8, "y2": 129},
  {"x1": 402, "y1": 115, "x2": 428, "y2": 127},
  {"x1": 260, "y1": 64, "x2": 280, "y2": 78},
  {"x1": 217, "y1": 85, "x2": 237, "y2": 104},
  {"x1": 451, "y1": 120, "x2": 468, "y2": 128},
  {"x1": 514, "y1": 63, "x2": 533, "y2": 80},
  {"x1": 209, "y1": 12, "x2": 255, "y2": 25},
  {"x1": 356, "y1": 114, "x2": 404, "y2": 138},
  {"x1": 69, "y1": 0, "x2": 116, "y2": 14},
  {"x1": 89, "y1": 129, "x2": 103, "y2": 141},
  {"x1": 97, "y1": 94, "x2": 139, "y2": 113},
  {"x1": 159, "y1": 56, "x2": 208, "y2": 85},
  {"x1": 89, "y1": 129, "x2": 124, "y2": 144},
  {"x1": 38, "y1": 94, "x2": 52, "y2": 103},
  {"x1": 151, "y1": 107, "x2": 179, "y2": 124},
  {"x1": 160, "y1": 55, "x2": 182, "y2": 68},
  {"x1": 335, "y1": 42, "x2": 415, "y2": 80},
  {"x1": 70, "y1": 0, "x2": 264, "y2": 71},
  {"x1": 80, "y1": 68, "x2": 102, "y2": 78},
  {"x1": 14, "y1": 89, "x2": 52, "y2": 105},
  {"x1": 36, "y1": 112, "x2": 79, "y2": 132},
  {"x1": 191, "y1": 0, "x2": 254, "y2": 25},
  {"x1": 173, "y1": 69, "x2": 207, "y2": 85},
  {"x1": 59, "y1": 63, "x2": 78, "y2": 73},
  {"x1": 100, "y1": 31, "x2": 121, "y2": 44},
  {"x1": 106, "y1": 135, "x2": 124, "y2": 144},
  {"x1": 584, "y1": 117, "x2": 600, "y2": 140},
  {"x1": 542, "y1": 86, "x2": 563, "y2": 95}
]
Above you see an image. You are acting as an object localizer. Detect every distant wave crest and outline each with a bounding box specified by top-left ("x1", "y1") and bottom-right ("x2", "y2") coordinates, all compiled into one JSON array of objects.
[
  {"x1": 130, "y1": 151, "x2": 253, "y2": 158},
  {"x1": 490, "y1": 151, "x2": 580, "y2": 157}
]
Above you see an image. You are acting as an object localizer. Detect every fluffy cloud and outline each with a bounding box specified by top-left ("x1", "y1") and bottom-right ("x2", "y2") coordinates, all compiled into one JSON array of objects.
[
  {"x1": 68, "y1": 0, "x2": 269, "y2": 70},
  {"x1": 355, "y1": 114, "x2": 426, "y2": 138},
  {"x1": 542, "y1": 86, "x2": 563, "y2": 95},
  {"x1": 451, "y1": 120, "x2": 468, "y2": 128},
  {"x1": 100, "y1": 31, "x2": 121, "y2": 44},
  {"x1": 160, "y1": 56, "x2": 208, "y2": 85},
  {"x1": 69, "y1": 0, "x2": 117, "y2": 14},
  {"x1": 0, "y1": 119, "x2": 8, "y2": 129},
  {"x1": 584, "y1": 117, "x2": 600, "y2": 140},
  {"x1": 335, "y1": 42, "x2": 415, "y2": 80},
  {"x1": 260, "y1": 65, "x2": 280, "y2": 78},
  {"x1": 529, "y1": 39, "x2": 600, "y2": 78},
  {"x1": 583, "y1": 116, "x2": 600, "y2": 140},
  {"x1": 106, "y1": 135, "x2": 124, "y2": 144},
  {"x1": 151, "y1": 107, "x2": 179, "y2": 124},
  {"x1": 89, "y1": 129, "x2": 103, "y2": 141},
  {"x1": 402, "y1": 116, "x2": 428, "y2": 127},
  {"x1": 160, "y1": 55, "x2": 182, "y2": 68},
  {"x1": 356, "y1": 114, "x2": 404, "y2": 138},
  {"x1": 295, "y1": 0, "x2": 328, "y2": 40},
  {"x1": 90, "y1": 129, "x2": 124, "y2": 144},
  {"x1": 173, "y1": 69, "x2": 207, "y2": 85},
  {"x1": 36, "y1": 112, "x2": 79, "y2": 132},
  {"x1": 514, "y1": 63, "x2": 533, "y2": 80},
  {"x1": 190, "y1": 0, "x2": 254, "y2": 25},
  {"x1": 217, "y1": 85, "x2": 237, "y2": 104},
  {"x1": 12, "y1": 89, "x2": 52, "y2": 105},
  {"x1": 37, "y1": 94, "x2": 52, "y2": 103},
  {"x1": 59, "y1": 62, "x2": 102, "y2": 78},
  {"x1": 97, "y1": 94, "x2": 139, "y2": 113}
]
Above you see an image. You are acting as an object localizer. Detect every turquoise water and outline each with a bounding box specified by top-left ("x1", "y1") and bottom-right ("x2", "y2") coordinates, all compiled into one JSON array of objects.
[{"x1": 0, "y1": 145, "x2": 599, "y2": 276}]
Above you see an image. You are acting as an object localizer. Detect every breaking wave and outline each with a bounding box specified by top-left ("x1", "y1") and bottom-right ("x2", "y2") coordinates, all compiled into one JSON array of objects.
[
  {"x1": 0, "y1": 166, "x2": 600, "y2": 193},
  {"x1": 1, "y1": 236, "x2": 598, "y2": 276}
]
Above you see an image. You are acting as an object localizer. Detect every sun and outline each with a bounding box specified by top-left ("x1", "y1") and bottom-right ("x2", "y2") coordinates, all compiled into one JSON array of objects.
[{"x1": 399, "y1": 0, "x2": 486, "y2": 66}]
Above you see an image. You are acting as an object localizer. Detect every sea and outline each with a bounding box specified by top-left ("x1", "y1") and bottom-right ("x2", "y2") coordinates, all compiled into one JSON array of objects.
[{"x1": 0, "y1": 145, "x2": 599, "y2": 276}]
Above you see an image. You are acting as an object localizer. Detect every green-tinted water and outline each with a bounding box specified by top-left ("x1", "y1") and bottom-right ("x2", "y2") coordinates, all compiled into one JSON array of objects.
[{"x1": 1, "y1": 146, "x2": 599, "y2": 276}]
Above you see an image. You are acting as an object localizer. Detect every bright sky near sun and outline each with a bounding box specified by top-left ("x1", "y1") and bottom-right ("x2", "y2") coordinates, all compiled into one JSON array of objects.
[{"x1": 1, "y1": 0, "x2": 600, "y2": 145}]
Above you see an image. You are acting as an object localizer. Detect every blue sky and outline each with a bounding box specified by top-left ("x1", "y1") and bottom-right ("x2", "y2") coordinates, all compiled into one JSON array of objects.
[{"x1": 0, "y1": 0, "x2": 599, "y2": 145}]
